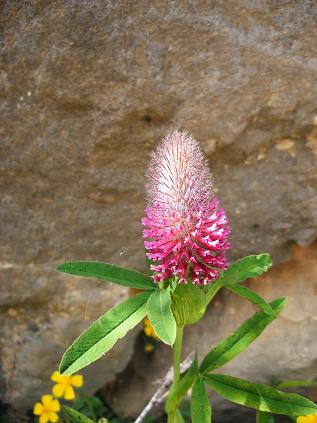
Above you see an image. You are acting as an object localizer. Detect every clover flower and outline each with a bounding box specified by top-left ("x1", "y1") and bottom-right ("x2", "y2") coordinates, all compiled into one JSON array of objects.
[
  {"x1": 51, "y1": 371, "x2": 83, "y2": 400},
  {"x1": 142, "y1": 131, "x2": 230, "y2": 285},
  {"x1": 297, "y1": 414, "x2": 317, "y2": 423},
  {"x1": 33, "y1": 395, "x2": 60, "y2": 423}
]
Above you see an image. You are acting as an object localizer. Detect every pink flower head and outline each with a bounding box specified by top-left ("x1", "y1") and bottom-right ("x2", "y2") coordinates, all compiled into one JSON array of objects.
[{"x1": 142, "y1": 131, "x2": 230, "y2": 285}]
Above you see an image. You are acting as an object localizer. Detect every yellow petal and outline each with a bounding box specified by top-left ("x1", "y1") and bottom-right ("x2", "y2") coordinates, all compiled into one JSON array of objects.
[
  {"x1": 50, "y1": 399, "x2": 60, "y2": 412},
  {"x1": 52, "y1": 383, "x2": 65, "y2": 398},
  {"x1": 298, "y1": 416, "x2": 316, "y2": 423},
  {"x1": 64, "y1": 385, "x2": 75, "y2": 400},
  {"x1": 42, "y1": 395, "x2": 53, "y2": 407},
  {"x1": 144, "y1": 326, "x2": 152, "y2": 336},
  {"x1": 40, "y1": 413, "x2": 49, "y2": 423},
  {"x1": 48, "y1": 412, "x2": 59, "y2": 422},
  {"x1": 33, "y1": 403, "x2": 44, "y2": 415},
  {"x1": 50, "y1": 371, "x2": 63, "y2": 383},
  {"x1": 70, "y1": 374, "x2": 83, "y2": 388}
]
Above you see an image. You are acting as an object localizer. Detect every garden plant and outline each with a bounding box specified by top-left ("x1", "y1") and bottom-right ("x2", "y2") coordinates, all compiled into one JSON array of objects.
[{"x1": 51, "y1": 131, "x2": 317, "y2": 423}]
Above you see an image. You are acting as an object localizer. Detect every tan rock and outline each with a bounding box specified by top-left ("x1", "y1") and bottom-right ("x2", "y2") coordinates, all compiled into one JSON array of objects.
[{"x1": 1, "y1": 0, "x2": 317, "y2": 417}]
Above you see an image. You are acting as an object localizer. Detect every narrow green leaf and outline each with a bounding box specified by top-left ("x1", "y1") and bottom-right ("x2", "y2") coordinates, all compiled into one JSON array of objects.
[
  {"x1": 200, "y1": 298, "x2": 286, "y2": 374},
  {"x1": 165, "y1": 357, "x2": 199, "y2": 413},
  {"x1": 217, "y1": 254, "x2": 272, "y2": 286},
  {"x1": 59, "y1": 291, "x2": 151, "y2": 374},
  {"x1": 146, "y1": 288, "x2": 176, "y2": 345},
  {"x1": 168, "y1": 410, "x2": 185, "y2": 423},
  {"x1": 205, "y1": 279, "x2": 223, "y2": 305},
  {"x1": 227, "y1": 284, "x2": 276, "y2": 316},
  {"x1": 256, "y1": 411, "x2": 275, "y2": 423},
  {"x1": 191, "y1": 377, "x2": 212, "y2": 423},
  {"x1": 62, "y1": 406, "x2": 94, "y2": 423},
  {"x1": 204, "y1": 374, "x2": 317, "y2": 416},
  {"x1": 57, "y1": 261, "x2": 155, "y2": 290},
  {"x1": 276, "y1": 380, "x2": 317, "y2": 390}
]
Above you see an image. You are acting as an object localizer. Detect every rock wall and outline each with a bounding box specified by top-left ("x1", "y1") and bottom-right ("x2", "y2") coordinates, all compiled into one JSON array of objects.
[{"x1": 1, "y1": 0, "x2": 317, "y2": 416}]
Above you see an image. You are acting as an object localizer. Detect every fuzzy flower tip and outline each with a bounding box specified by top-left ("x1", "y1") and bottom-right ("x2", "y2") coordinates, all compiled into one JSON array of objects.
[{"x1": 142, "y1": 131, "x2": 230, "y2": 285}]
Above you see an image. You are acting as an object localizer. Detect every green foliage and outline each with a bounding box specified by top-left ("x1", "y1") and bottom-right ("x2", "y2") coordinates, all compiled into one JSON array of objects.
[
  {"x1": 191, "y1": 377, "x2": 212, "y2": 423},
  {"x1": 57, "y1": 261, "x2": 155, "y2": 291},
  {"x1": 56, "y1": 250, "x2": 317, "y2": 423},
  {"x1": 217, "y1": 254, "x2": 272, "y2": 286},
  {"x1": 203, "y1": 374, "x2": 317, "y2": 416},
  {"x1": 165, "y1": 357, "x2": 199, "y2": 414},
  {"x1": 63, "y1": 405, "x2": 95, "y2": 422},
  {"x1": 226, "y1": 284, "x2": 276, "y2": 316},
  {"x1": 171, "y1": 283, "x2": 207, "y2": 325},
  {"x1": 275, "y1": 379, "x2": 317, "y2": 390},
  {"x1": 59, "y1": 291, "x2": 151, "y2": 374},
  {"x1": 256, "y1": 411, "x2": 275, "y2": 423},
  {"x1": 72, "y1": 394, "x2": 108, "y2": 421},
  {"x1": 167, "y1": 409, "x2": 185, "y2": 423},
  {"x1": 200, "y1": 298, "x2": 286, "y2": 374},
  {"x1": 146, "y1": 288, "x2": 176, "y2": 345}
]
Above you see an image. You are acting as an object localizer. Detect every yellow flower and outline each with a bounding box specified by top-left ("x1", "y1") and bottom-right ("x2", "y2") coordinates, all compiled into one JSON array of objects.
[
  {"x1": 33, "y1": 394, "x2": 60, "y2": 423},
  {"x1": 51, "y1": 371, "x2": 83, "y2": 400},
  {"x1": 297, "y1": 414, "x2": 317, "y2": 423},
  {"x1": 144, "y1": 343, "x2": 155, "y2": 353},
  {"x1": 144, "y1": 318, "x2": 159, "y2": 340}
]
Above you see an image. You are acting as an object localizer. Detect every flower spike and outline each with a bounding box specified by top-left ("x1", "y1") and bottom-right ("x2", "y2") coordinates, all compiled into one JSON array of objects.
[{"x1": 142, "y1": 131, "x2": 230, "y2": 285}]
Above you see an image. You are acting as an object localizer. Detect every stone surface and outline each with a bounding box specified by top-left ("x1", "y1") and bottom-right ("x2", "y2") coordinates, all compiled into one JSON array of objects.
[
  {"x1": 106, "y1": 241, "x2": 317, "y2": 421},
  {"x1": 0, "y1": 265, "x2": 136, "y2": 412},
  {"x1": 1, "y1": 0, "x2": 317, "y2": 417}
]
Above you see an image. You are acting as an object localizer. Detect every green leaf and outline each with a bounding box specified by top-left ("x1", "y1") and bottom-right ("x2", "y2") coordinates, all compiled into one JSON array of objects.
[
  {"x1": 205, "y1": 279, "x2": 223, "y2": 305},
  {"x1": 171, "y1": 284, "x2": 207, "y2": 326},
  {"x1": 167, "y1": 410, "x2": 185, "y2": 423},
  {"x1": 191, "y1": 377, "x2": 212, "y2": 423},
  {"x1": 276, "y1": 380, "x2": 317, "y2": 390},
  {"x1": 256, "y1": 411, "x2": 275, "y2": 423},
  {"x1": 59, "y1": 291, "x2": 151, "y2": 374},
  {"x1": 204, "y1": 374, "x2": 317, "y2": 416},
  {"x1": 200, "y1": 298, "x2": 286, "y2": 374},
  {"x1": 146, "y1": 288, "x2": 176, "y2": 345},
  {"x1": 57, "y1": 261, "x2": 155, "y2": 290},
  {"x1": 165, "y1": 357, "x2": 199, "y2": 413},
  {"x1": 62, "y1": 406, "x2": 94, "y2": 423},
  {"x1": 217, "y1": 254, "x2": 272, "y2": 286},
  {"x1": 227, "y1": 284, "x2": 276, "y2": 317}
]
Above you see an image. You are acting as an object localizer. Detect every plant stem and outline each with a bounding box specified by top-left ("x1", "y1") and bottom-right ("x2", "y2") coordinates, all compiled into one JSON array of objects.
[
  {"x1": 205, "y1": 280, "x2": 222, "y2": 305},
  {"x1": 134, "y1": 352, "x2": 194, "y2": 423},
  {"x1": 173, "y1": 325, "x2": 184, "y2": 384}
]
